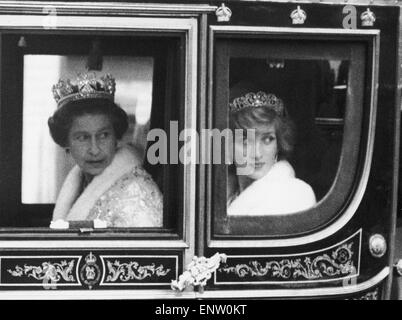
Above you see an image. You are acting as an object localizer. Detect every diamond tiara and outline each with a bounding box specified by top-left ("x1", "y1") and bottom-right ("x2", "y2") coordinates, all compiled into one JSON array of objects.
[
  {"x1": 52, "y1": 73, "x2": 116, "y2": 108},
  {"x1": 229, "y1": 91, "x2": 285, "y2": 115}
]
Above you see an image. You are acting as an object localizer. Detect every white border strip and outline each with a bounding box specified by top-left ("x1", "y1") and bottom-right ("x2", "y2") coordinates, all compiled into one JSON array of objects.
[
  {"x1": 0, "y1": 1, "x2": 217, "y2": 13},
  {"x1": 0, "y1": 240, "x2": 189, "y2": 249},
  {"x1": 0, "y1": 15, "x2": 194, "y2": 31},
  {"x1": 0, "y1": 289, "x2": 197, "y2": 300},
  {"x1": 182, "y1": 17, "x2": 198, "y2": 266},
  {"x1": 210, "y1": 25, "x2": 381, "y2": 36}
]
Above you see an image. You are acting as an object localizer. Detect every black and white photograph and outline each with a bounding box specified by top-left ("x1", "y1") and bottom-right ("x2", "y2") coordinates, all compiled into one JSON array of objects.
[{"x1": 0, "y1": 0, "x2": 400, "y2": 308}]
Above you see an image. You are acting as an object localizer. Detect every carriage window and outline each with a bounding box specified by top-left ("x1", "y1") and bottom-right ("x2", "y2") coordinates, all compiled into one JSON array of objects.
[
  {"x1": 22, "y1": 55, "x2": 154, "y2": 205},
  {"x1": 212, "y1": 37, "x2": 368, "y2": 236},
  {"x1": 0, "y1": 34, "x2": 184, "y2": 231},
  {"x1": 227, "y1": 58, "x2": 347, "y2": 216}
]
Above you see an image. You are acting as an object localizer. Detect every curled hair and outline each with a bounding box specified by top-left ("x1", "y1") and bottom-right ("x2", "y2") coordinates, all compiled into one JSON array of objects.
[
  {"x1": 48, "y1": 98, "x2": 128, "y2": 147},
  {"x1": 229, "y1": 107, "x2": 295, "y2": 160}
]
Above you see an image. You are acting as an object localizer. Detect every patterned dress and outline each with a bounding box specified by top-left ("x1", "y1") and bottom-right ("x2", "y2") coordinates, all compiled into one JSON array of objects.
[
  {"x1": 87, "y1": 167, "x2": 163, "y2": 227},
  {"x1": 51, "y1": 147, "x2": 163, "y2": 228}
]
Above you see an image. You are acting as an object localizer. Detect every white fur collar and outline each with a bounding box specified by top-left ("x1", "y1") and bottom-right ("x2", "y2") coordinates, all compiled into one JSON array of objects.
[
  {"x1": 52, "y1": 147, "x2": 141, "y2": 221},
  {"x1": 261, "y1": 160, "x2": 295, "y2": 181},
  {"x1": 228, "y1": 160, "x2": 298, "y2": 216},
  {"x1": 236, "y1": 160, "x2": 295, "y2": 197}
]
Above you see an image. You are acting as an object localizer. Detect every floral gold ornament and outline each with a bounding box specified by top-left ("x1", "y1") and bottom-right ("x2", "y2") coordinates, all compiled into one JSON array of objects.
[
  {"x1": 171, "y1": 253, "x2": 227, "y2": 292},
  {"x1": 394, "y1": 259, "x2": 402, "y2": 277},
  {"x1": 52, "y1": 73, "x2": 116, "y2": 109}
]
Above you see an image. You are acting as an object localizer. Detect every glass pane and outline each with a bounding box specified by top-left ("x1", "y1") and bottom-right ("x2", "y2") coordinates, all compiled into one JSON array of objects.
[
  {"x1": 21, "y1": 54, "x2": 154, "y2": 204},
  {"x1": 227, "y1": 58, "x2": 348, "y2": 217},
  {"x1": 20, "y1": 54, "x2": 167, "y2": 229}
]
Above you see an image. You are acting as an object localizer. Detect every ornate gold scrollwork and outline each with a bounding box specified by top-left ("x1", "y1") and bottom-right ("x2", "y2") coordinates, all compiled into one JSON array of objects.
[
  {"x1": 7, "y1": 260, "x2": 76, "y2": 284},
  {"x1": 219, "y1": 243, "x2": 356, "y2": 281},
  {"x1": 105, "y1": 260, "x2": 171, "y2": 282},
  {"x1": 171, "y1": 253, "x2": 227, "y2": 292}
]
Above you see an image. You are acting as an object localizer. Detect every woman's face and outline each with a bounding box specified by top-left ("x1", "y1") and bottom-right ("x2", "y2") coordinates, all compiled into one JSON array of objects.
[
  {"x1": 68, "y1": 113, "x2": 117, "y2": 176},
  {"x1": 234, "y1": 122, "x2": 278, "y2": 181}
]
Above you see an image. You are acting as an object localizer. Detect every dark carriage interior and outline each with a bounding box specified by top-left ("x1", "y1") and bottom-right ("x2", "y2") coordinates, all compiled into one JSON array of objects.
[
  {"x1": 211, "y1": 34, "x2": 369, "y2": 237},
  {"x1": 0, "y1": 33, "x2": 184, "y2": 230},
  {"x1": 229, "y1": 57, "x2": 347, "y2": 201}
]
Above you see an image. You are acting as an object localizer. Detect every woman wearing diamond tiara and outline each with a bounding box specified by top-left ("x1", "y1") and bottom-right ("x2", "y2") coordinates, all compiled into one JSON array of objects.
[
  {"x1": 48, "y1": 73, "x2": 163, "y2": 228},
  {"x1": 227, "y1": 91, "x2": 316, "y2": 216}
]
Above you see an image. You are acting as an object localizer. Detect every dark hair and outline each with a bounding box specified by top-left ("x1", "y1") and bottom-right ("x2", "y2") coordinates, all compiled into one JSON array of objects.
[
  {"x1": 229, "y1": 107, "x2": 295, "y2": 160},
  {"x1": 48, "y1": 98, "x2": 128, "y2": 147}
]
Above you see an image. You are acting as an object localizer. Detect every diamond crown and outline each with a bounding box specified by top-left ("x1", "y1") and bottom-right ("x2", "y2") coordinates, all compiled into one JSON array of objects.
[
  {"x1": 229, "y1": 91, "x2": 285, "y2": 115},
  {"x1": 52, "y1": 73, "x2": 116, "y2": 108}
]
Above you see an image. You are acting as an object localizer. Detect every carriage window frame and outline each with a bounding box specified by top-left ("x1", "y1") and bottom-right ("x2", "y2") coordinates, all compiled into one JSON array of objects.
[
  {"x1": 0, "y1": 14, "x2": 198, "y2": 245},
  {"x1": 206, "y1": 26, "x2": 379, "y2": 248}
]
